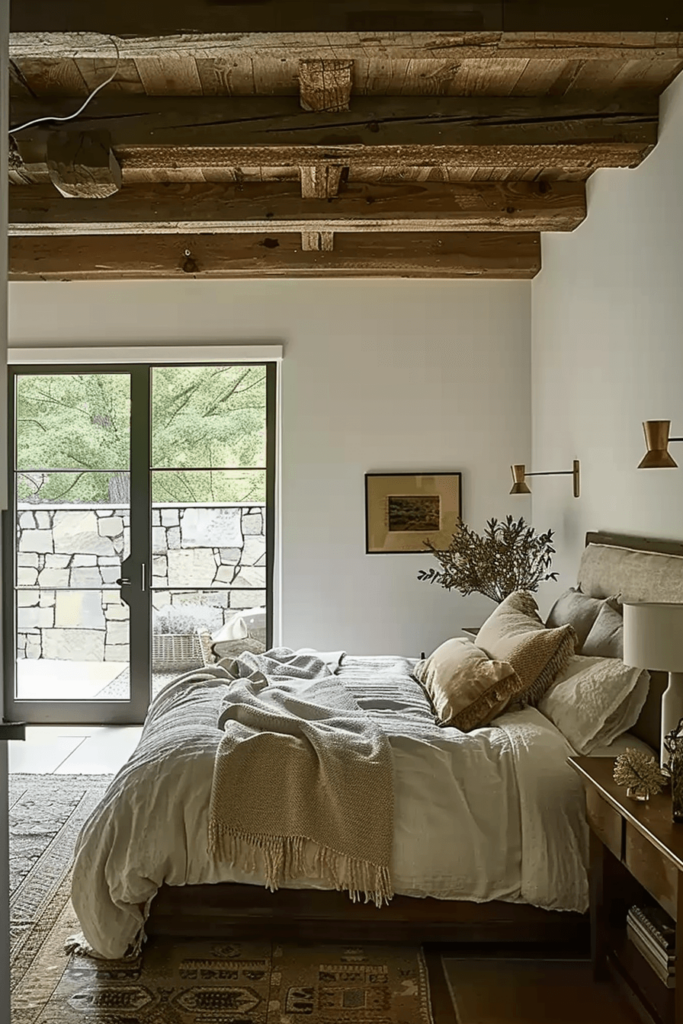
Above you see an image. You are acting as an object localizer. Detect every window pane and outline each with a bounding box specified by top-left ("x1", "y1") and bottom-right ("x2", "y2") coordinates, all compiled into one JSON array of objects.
[
  {"x1": 152, "y1": 469, "x2": 265, "y2": 505},
  {"x1": 151, "y1": 501, "x2": 265, "y2": 589},
  {"x1": 16, "y1": 505, "x2": 129, "y2": 587},
  {"x1": 152, "y1": 589, "x2": 267, "y2": 691},
  {"x1": 16, "y1": 470, "x2": 131, "y2": 505},
  {"x1": 151, "y1": 365, "x2": 267, "y2": 470},
  {"x1": 16, "y1": 589, "x2": 130, "y2": 701},
  {"x1": 16, "y1": 373, "x2": 130, "y2": 473}
]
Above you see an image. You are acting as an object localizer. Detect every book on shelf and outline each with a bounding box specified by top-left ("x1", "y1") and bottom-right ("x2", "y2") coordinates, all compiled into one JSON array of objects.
[
  {"x1": 628, "y1": 904, "x2": 676, "y2": 952},
  {"x1": 627, "y1": 922, "x2": 676, "y2": 974},
  {"x1": 627, "y1": 928, "x2": 676, "y2": 988},
  {"x1": 627, "y1": 911, "x2": 676, "y2": 961}
]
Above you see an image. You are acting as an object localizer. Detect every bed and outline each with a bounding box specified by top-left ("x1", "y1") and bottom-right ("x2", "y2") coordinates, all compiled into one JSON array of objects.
[{"x1": 71, "y1": 530, "x2": 683, "y2": 958}]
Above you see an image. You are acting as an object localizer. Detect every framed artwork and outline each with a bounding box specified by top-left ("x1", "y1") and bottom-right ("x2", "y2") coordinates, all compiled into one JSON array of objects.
[{"x1": 365, "y1": 472, "x2": 462, "y2": 554}]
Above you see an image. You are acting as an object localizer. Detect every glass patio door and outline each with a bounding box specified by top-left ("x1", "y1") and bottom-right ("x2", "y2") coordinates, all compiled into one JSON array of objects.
[
  {"x1": 3, "y1": 366, "x2": 150, "y2": 724},
  {"x1": 3, "y1": 361, "x2": 274, "y2": 726}
]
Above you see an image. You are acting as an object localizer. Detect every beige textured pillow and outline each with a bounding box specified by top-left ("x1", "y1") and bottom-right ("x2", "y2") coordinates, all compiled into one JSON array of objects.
[
  {"x1": 545, "y1": 587, "x2": 605, "y2": 651},
  {"x1": 582, "y1": 601, "x2": 624, "y2": 658},
  {"x1": 414, "y1": 637, "x2": 524, "y2": 732},
  {"x1": 475, "y1": 590, "x2": 577, "y2": 705}
]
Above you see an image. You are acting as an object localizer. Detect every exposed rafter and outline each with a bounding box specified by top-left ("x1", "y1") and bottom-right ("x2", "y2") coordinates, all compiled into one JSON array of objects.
[
  {"x1": 9, "y1": 31, "x2": 683, "y2": 63},
  {"x1": 7, "y1": 182, "x2": 587, "y2": 236},
  {"x1": 8, "y1": 28, "x2": 682, "y2": 280},
  {"x1": 11, "y1": 93, "x2": 659, "y2": 151},
  {"x1": 8, "y1": 232, "x2": 542, "y2": 280}
]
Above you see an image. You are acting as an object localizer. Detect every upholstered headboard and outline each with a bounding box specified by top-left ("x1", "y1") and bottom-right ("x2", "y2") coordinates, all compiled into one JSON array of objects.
[{"x1": 579, "y1": 531, "x2": 683, "y2": 751}]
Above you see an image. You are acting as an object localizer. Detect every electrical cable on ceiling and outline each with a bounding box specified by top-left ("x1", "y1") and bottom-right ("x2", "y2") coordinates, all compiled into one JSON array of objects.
[{"x1": 9, "y1": 38, "x2": 121, "y2": 134}]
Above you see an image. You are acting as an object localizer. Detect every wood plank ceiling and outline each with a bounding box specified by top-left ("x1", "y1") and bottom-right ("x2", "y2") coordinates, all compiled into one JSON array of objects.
[{"x1": 8, "y1": 31, "x2": 683, "y2": 279}]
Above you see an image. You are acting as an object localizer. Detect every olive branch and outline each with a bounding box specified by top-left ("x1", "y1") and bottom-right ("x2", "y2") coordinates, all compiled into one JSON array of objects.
[{"x1": 417, "y1": 514, "x2": 558, "y2": 604}]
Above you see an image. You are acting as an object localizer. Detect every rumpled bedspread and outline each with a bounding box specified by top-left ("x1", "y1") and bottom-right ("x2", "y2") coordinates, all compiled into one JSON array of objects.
[{"x1": 70, "y1": 652, "x2": 588, "y2": 959}]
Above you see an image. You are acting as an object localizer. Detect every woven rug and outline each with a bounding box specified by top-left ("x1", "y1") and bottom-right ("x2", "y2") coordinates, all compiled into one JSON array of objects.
[{"x1": 9, "y1": 773, "x2": 434, "y2": 1024}]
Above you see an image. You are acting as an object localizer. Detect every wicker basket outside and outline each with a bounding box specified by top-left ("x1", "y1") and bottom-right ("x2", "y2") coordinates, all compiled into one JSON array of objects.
[
  {"x1": 152, "y1": 632, "x2": 203, "y2": 672},
  {"x1": 198, "y1": 629, "x2": 266, "y2": 666}
]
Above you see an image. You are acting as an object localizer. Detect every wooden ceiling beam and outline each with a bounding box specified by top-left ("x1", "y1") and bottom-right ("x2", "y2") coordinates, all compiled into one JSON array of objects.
[
  {"x1": 9, "y1": 31, "x2": 683, "y2": 63},
  {"x1": 10, "y1": 94, "x2": 658, "y2": 181},
  {"x1": 16, "y1": 0, "x2": 683, "y2": 35},
  {"x1": 11, "y1": 94, "x2": 658, "y2": 153},
  {"x1": 99, "y1": 142, "x2": 652, "y2": 175},
  {"x1": 8, "y1": 181, "x2": 587, "y2": 236},
  {"x1": 8, "y1": 231, "x2": 541, "y2": 281}
]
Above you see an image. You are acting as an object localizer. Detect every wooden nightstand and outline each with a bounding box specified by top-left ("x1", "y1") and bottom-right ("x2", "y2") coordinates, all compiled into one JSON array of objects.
[{"x1": 571, "y1": 756, "x2": 683, "y2": 1024}]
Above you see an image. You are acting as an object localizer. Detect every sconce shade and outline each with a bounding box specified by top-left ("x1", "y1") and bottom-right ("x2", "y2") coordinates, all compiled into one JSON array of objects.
[
  {"x1": 510, "y1": 464, "x2": 531, "y2": 495},
  {"x1": 623, "y1": 603, "x2": 683, "y2": 672},
  {"x1": 639, "y1": 420, "x2": 678, "y2": 469}
]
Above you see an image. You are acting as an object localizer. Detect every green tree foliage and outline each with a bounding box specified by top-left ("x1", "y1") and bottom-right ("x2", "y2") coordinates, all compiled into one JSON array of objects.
[{"x1": 16, "y1": 367, "x2": 267, "y2": 504}]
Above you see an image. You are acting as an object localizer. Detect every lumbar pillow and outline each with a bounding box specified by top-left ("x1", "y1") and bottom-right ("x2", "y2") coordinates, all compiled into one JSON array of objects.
[
  {"x1": 545, "y1": 587, "x2": 618, "y2": 652},
  {"x1": 582, "y1": 601, "x2": 624, "y2": 659},
  {"x1": 475, "y1": 590, "x2": 577, "y2": 705},
  {"x1": 538, "y1": 655, "x2": 650, "y2": 754},
  {"x1": 414, "y1": 637, "x2": 523, "y2": 732}
]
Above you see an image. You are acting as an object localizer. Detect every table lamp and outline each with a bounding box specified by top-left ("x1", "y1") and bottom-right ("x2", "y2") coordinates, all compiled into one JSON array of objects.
[{"x1": 623, "y1": 602, "x2": 683, "y2": 767}]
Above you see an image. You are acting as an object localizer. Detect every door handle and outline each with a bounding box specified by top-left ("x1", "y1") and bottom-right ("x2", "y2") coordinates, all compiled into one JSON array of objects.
[{"x1": 116, "y1": 577, "x2": 131, "y2": 587}]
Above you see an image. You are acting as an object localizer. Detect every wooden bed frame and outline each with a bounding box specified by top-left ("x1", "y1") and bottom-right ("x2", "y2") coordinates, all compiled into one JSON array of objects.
[{"x1": 146, "y1": 530, "x2": 683, "y2": 946}]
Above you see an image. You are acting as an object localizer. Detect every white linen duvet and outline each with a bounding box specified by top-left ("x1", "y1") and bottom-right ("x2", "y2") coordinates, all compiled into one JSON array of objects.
[{"x1": 71, "y1": 655, "x2": 589, "y2": 959}]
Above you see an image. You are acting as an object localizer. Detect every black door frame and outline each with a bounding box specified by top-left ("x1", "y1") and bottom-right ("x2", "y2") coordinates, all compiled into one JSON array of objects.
[{"x1": 3, "y1": 361, "x2": 276, "y2": 725}]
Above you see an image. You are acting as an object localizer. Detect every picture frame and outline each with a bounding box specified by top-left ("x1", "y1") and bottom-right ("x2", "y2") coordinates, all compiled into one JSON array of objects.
[{"x1": 365, "y1": 472, "x2": 462, "y2": 554}]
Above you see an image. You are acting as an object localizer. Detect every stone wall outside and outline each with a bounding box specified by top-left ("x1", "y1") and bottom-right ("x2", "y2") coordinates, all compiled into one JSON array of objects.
[{"x1": 17, "y1": 502, "x2": 266, "y2": 661}]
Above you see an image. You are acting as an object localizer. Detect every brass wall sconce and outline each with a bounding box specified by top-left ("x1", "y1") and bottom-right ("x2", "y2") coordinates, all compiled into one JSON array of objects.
[
  {"x1": 638, "y1": 421, "x2": 683, "y2": 469},
  {"x1": 510, "y1": 460, "x2": 581, "y2": 498}
]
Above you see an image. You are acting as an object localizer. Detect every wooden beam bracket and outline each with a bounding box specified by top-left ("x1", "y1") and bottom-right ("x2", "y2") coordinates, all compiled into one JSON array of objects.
[
  {"x1": 299, "y1": 165, "x2": 345, "y2": 199},
  {"x1": 301, "y1": 230, "x2": 335, "y2": 251},
  {"x1": 298, "y1": 59, "x2": 354, "y2": 113}
]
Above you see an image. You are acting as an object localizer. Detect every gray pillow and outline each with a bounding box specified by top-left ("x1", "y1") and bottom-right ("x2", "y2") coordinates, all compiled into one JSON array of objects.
[
  {"x1": 545, "y1": 588, "x2": 604, "y2": 651},
  {"x1": 582, "y1": 602, "x2": 624, "y2": 659}
]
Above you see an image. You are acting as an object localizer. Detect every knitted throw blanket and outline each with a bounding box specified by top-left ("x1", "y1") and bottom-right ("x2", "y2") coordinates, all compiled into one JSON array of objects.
[{"x1": 208, "y1": 659, "x2": 394, "y2": 906}]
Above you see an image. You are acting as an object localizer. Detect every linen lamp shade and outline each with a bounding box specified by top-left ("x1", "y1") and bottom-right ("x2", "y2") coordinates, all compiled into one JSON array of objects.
[
  {"x1": 623, "y1": 603, "x2": 683, "y2": 672},
  {"x1": 623, "y1": 602, "x2": 683, "y2": 765}
]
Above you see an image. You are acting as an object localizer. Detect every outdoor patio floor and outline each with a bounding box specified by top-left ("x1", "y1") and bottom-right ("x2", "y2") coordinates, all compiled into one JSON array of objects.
[{"x1": 15, "y1": 660, "x2": 189, "y2": 701}]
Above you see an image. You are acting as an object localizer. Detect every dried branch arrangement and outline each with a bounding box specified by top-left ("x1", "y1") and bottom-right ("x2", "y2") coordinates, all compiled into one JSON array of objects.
[
  {"x1": 417, "y1": 515, "x2": 558, "y2": 604},
  {"x1": 662, "y1": 716, "x2": 683, "y2": 778},
  {"x1": 613, "y1": 748, "x2": 666, "y2": 799}
]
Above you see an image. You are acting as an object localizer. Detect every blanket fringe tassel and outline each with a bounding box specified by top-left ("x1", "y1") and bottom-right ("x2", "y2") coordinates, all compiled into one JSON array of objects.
[{"x1": 208, "y1": 824, "x2": 393, "y2": 908}]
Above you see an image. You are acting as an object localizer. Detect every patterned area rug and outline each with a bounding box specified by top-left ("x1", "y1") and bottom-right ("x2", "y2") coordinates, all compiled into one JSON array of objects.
[{"x1": 9, "y1": 774, "x2": 434, "y2": 1024}]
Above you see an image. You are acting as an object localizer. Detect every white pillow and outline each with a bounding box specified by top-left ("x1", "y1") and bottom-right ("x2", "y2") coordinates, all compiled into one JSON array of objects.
[
  {"x1": 538, "y1": 655, "x2": 650, "y2": 755},
  {"x1": 211, "y1": 613, "x2": 248, "y2": 643}
]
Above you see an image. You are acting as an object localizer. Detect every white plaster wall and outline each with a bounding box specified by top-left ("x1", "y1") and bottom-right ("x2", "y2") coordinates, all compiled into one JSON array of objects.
[
  {"x1": 10, "y1": 279, "x2": 531, "y2": 655},
  {"x1": 531, "y1": 71, "x2": 683, "y2": 615}
]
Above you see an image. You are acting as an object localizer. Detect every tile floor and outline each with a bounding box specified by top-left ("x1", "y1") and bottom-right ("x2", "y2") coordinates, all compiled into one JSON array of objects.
[{"x1": 8, "y1": 724, "x2": 143, "y2": 774}]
